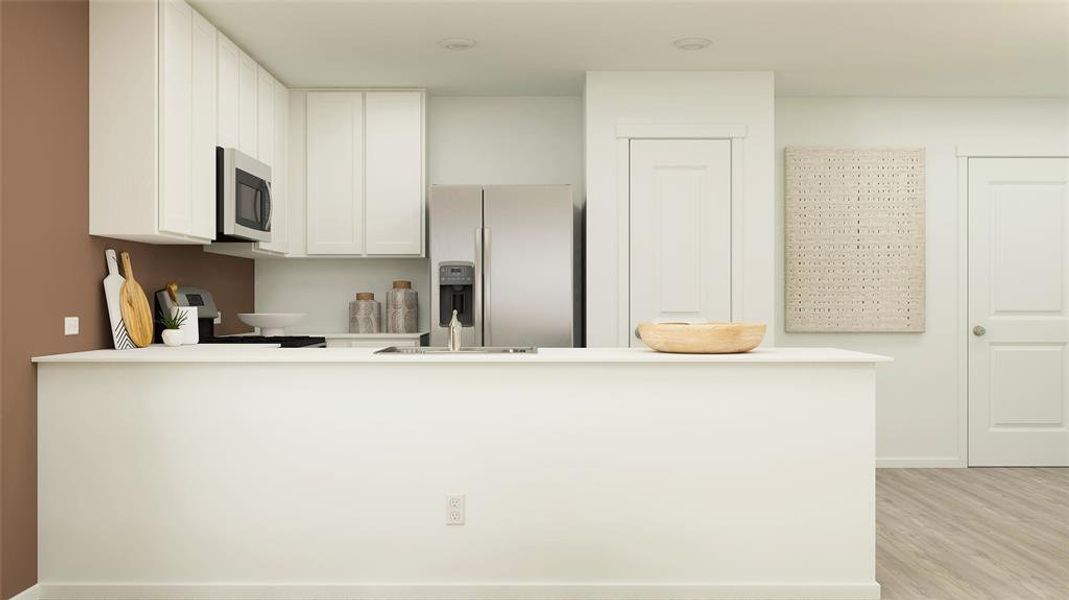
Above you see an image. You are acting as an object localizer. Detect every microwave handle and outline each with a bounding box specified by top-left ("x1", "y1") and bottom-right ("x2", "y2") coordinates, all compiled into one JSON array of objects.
[{"x1": 260, "y1": 181, "x2": 272, "y2": 230}]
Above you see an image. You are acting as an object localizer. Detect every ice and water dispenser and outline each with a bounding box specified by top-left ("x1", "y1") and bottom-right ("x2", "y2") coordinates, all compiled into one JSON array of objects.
[{"x1": 438, "y1": 262, "x2": 475, "y2": 327}]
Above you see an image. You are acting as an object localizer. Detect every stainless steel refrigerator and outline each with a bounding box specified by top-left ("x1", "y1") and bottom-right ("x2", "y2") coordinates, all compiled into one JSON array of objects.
[{"x1": 430, "y1": 185, "x2": 577, "y2": 348}]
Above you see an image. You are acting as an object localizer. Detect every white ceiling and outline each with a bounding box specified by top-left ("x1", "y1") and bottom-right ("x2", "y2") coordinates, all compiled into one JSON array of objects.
[{"x1": 191, "y1": 0, "x2": 1069, "y2": 97}]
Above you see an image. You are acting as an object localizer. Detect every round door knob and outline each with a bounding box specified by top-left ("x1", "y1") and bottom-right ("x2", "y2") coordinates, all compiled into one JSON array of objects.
[{"x1": 973, "y1": 325, "x2": 987, "y2": 337}]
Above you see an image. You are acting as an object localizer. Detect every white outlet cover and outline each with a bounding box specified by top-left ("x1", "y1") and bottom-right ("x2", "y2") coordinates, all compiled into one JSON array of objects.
[
  {"x1": 446, "y1": 494, "x2": 465, "y2": 526},
  {"x1": 64, "y1": 317, "x2": 79, "y2": 336}
]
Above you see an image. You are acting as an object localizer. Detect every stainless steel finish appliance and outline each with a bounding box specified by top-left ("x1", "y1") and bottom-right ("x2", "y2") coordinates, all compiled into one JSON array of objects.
[
  {"x1": 375, "y1": 346, "x2": 537, "y2": 354},
  {"x1": 430, "y1": 185, "x2": 575, "y2": 348},
  {"x1": 217, "y1": 147, "x2": 272, "y2": 242}
]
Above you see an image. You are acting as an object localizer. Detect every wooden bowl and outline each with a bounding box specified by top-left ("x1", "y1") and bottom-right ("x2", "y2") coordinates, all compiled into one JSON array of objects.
[{"x1": 636, "y1": 322, "x2": 767, "y2": 354}]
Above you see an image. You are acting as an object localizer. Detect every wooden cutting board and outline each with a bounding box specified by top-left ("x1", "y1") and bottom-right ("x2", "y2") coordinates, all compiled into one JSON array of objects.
[{"x1": 118, "y1": 251, "x2": 153, "y2": 348}]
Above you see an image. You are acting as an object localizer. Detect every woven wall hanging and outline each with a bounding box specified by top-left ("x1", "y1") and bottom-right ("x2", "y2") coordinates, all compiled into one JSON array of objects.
[{"x1": 785, "y1": 147, "x2": 926, "y2": 332}]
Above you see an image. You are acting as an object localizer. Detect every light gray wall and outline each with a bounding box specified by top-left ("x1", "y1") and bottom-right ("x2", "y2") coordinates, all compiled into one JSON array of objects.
[{"x1": 775, "y1": 96, "x2": 1069, "y2": 466}]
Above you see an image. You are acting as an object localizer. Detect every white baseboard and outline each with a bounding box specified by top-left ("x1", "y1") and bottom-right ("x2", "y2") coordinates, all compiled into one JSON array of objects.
[
  {"x1": 877, "y1": 456, "x2": 966, "y2": 468},
  {"x1": 11, "y1": 584, "x2": 41, "y2": 600},
  {"x1": 36, "y1": 583, "x2": 881, "y2": 600}
]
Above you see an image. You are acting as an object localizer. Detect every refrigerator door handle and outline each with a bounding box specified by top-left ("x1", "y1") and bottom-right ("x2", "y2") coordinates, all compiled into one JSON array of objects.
[
  {"x1": 474, "y1": 227, "x2": 484, "y2": 347},
  {"x1": 483, "y1": 227, "x2": 492, "y2": 347}
]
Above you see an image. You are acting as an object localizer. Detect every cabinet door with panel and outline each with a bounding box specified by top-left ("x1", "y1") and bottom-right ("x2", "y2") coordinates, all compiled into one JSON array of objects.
[
  {"x1": 238, "y1": 50, "x2": 258, "y2": 157},
  {"x1": 257, "y1": 66, "x2": 275, "y2": 168},
  {"x1": 259, "y1": 81, "x2": 289, "y2": 254},
  {"x1": 158, "y1": 0, "x2": 193, "y2": 236},
  {"x1": 364, "y1": 91, "x2": 424, "y2": 255},
  {"x1": 215, "y1": 32, "x2": 239, "y2": 150},
  {"x1": 628, "y1": 139, "x2": 732, "y2": 346},
  {"x1": 305, "y1": 92, "x2": 364, "y2": 255},
  {"x1": 190, "y1": 10, "x2": 217, "y2": 240}
]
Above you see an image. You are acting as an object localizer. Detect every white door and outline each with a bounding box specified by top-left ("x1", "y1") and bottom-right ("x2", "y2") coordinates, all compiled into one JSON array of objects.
[
  {"x1": 216, "y1": 33, "x2": 239, "y2": 149},
  {"x1": 158, "y1": 0, "x2": 193, "y2": 237},
  {"x1": 629, "y1": 139, "x2": 732, "y2": 346},
  {"x1": 190, "y1": 9, "x2": 216, "y2": 240},
  {"x1": 969, "y1": 157, "x2": 1069, "y2": 466},
  {"x1": 237, "y1": 50, "x2": 258, "y2": 157},
  {"x1": 306, "y1": 91, "x2": 364, "y2": 255},
  {"x1": 364, "y1": 91, "x2": 424, "y2": 255}
]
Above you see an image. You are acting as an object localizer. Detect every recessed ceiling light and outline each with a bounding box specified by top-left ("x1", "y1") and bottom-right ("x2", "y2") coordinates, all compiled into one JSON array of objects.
[
  {"x1": 673, "y1": 37, "x2": 712, "y2": 51},
  {"x1": 438, "y1": 38, "x2": 477, "y2": 51}
]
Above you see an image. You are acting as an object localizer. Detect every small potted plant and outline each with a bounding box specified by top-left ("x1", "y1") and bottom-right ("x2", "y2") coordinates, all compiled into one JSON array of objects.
[{"x1": 157, "y1": 308, "x2": 188, "y2": 347}]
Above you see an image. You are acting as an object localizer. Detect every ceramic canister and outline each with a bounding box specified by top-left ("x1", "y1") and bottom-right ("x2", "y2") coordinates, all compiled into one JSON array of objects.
[
  {"x1": 385, "y1": 280, "x2": 418, "y2": 334},
  {"x1": 349, "y1": 292, "x2": 381, "y2": 333}
]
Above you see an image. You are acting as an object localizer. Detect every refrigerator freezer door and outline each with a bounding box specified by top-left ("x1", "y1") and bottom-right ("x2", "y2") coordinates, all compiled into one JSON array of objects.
[
  {"x1": 429, "y1": 186, "x2": 483, "y2": 347},
  {"x1": 483, "y1": 185, "x2": 574, "y2": 348}
]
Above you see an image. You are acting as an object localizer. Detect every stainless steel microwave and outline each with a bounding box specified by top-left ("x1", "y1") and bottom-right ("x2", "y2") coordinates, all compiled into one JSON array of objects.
[{"x1": 216, "y1": 147, "x2": 271, "y2": 242}]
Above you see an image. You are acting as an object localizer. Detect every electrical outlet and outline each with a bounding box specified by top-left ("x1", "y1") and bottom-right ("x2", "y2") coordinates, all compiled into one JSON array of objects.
[
  {"x1": 446, "y1": 494, "x2": 465, "y2": 526},
  {"x1": 64, "y1": 317, "x2": 79, "y2": 336},
  {"x1": 214, "y1": 314, "x2": 222, "y2": 325}
]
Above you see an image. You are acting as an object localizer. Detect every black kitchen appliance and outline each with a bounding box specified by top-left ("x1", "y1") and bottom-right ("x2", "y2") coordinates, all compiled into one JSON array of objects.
[{"x1": 154, "y1": 286, "x2": 325, "y2": 348}]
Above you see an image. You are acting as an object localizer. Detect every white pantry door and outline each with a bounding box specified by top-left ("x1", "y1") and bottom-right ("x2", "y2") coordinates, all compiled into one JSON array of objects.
[
  {"x1": 629, "y1": 139, "x2": 732, "y2": 347},
  {"x1": 969, "y1": 157, "x2": 1069, "y2": 466}
]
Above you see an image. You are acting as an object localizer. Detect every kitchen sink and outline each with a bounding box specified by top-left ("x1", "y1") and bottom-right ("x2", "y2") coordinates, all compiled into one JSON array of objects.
[{"x1": 375, "y1": 346, "x2": 538, "y2": 355}]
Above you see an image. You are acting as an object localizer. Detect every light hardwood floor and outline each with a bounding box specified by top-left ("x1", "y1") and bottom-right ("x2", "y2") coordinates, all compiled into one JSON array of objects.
[{"x1": 877, "y1": 468, "x2": 1069, "y2": 599}]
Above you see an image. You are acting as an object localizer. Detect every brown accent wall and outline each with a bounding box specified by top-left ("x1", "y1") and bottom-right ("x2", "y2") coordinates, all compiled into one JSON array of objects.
[{"x1": 0, "y1": 2, "x2": 255, "y2": 597}]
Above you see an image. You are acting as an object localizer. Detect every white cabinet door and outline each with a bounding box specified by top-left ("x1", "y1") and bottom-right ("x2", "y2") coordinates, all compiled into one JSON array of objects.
[
  {"x1": 238, "y1": 50, "x2": 258, "y2": 157},
  {"x1": 158, "y1": 0, "x2": 193, "y2": 236},
  {"x1": 306, "y1": 92, "x2": 364, "y2": 255},
  {"x1": 190, "y1": 9, "x2": 217, "y2": 240},
  {"x1": 259, "y1": 82, "x2": 289, "y2": 254},
  {"x1": 215, "y1": 33, "x2": 239, "y2": 150},
  {"x1": 628, "y1": 139, "x2": 732, "y2": 346},
  {"x1": 969, "y1": 157, "x2": 1069, "y2": 466},
  {"x1": 365, "y1": 91, "x2": 424, "y2": 255},
  {"x1": 256, "y1": 66, "x2": 275, "y2": 167}
]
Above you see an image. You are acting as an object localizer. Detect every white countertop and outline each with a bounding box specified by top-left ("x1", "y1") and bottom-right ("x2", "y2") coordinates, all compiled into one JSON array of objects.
[
  {"x1": 33, "y1": 346, "x2": 890, "y2": 364},
  {"x1": 296, "y1": 331, "x2": 429, "y2": 339}
]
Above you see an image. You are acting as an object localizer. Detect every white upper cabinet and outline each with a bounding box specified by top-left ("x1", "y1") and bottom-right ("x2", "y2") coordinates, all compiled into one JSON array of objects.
[
  {"x1": 257, "y1": 82, "x2": 290, "y2": 255},
  {"x1": 216, "y1": 32, "x2": 240, "y2": 150},
  {"x1": 157, "y1": 0, "x2": 193, "y2": 237},
  {"x1": 305, "y1": 90, "x2": 425, "y2": 256},
  {"x1": 364, "y1": 91, "x2": 425, "y2": 255},
  {"x1": 190, "y1": 10, "x2": 217, "y2": 240},
  {"x1": 91, "y1": 0, "x2": 285, "y2": 245},
  {"x1": 90, "y1": 0, "x2": 216, "y2": 244},
  {"x1": 238, "y1": 51, "x2": 259, "y2": 157},
  {"x1": 257, "y1": 67, "x2": 275, "y2": 166},
  {"x1": 306, "y1": 91, "x2": 365, "y2": 255}
]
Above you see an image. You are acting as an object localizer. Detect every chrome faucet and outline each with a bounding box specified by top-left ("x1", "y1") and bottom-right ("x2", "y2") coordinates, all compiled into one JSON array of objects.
[{"x1": 448, "y1": 309, "x2": 463, "y2": 352}]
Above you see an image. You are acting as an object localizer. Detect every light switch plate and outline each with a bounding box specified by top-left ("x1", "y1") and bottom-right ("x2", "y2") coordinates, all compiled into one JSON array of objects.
[{"x1": 64, "y1": 317, "x2": 79, "y2": 336}]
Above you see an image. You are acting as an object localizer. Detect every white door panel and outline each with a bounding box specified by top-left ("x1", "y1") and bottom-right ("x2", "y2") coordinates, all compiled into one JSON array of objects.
[
  {"x1": 306, "y1": 92, "x2": 364, "y2": 255},
  {"x1": 216, "y1": 33, "x2": 239, "y2": 149},
  {"x1": 190, "y1": 9, "x2": 216, "y2": 240},
  {"x1": 256, "y1": 67, "x2": 275, "y2": 168},
  {"x1": 629, "y1": 139, "x2": 732, "y2": 346},
  {"x1": 259, "y1": 83, "x2": 289, "y2": 254},
  {"x1": 237, "y1": 50, "x2": 258, "y2": 157},
  {"x1": 969, "y1": 157, "x2": 1069, "y2": 466},
  {"x1": 365, "y1": 91, "x2": 424, "y2": 255},
  {"x1": 158, "y1": 0, "x2": 193, "y2": 236}
]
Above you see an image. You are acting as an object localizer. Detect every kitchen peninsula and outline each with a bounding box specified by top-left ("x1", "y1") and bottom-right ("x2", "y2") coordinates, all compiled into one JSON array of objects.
[{"x1": 35, "y1": 346, "x2": 888, "y2": 600}]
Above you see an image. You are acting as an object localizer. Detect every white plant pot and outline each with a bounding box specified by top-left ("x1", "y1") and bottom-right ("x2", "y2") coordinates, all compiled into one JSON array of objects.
[
  {"x1": 161, "y1": 329, "x2": 183, "y2": 347},
  {"x1": 175, "y1": 306, "x2": 199, "y2": 345}
]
